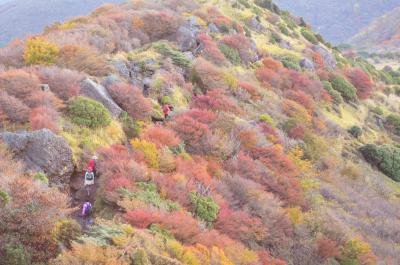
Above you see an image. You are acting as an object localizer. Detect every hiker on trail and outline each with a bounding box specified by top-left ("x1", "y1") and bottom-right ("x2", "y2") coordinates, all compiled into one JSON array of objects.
[
  {"x1": 84, "y1": 167, "x2": 95, "y2": 196},
  {"x1": 81, "y1": 201, "x2": 92, "y2": 217},
  {"x1": 162, "y1": 103, "x2": 171, "y2": 120},
  {"x1": 88, "y1": 155, "x2": 97, "y2": 177}
]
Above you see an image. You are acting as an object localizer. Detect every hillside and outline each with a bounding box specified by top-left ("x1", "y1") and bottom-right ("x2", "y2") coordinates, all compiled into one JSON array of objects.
[
  {"x1": 1, "y1": 0, "x2": 400, "y2": 264},
  {"x1": 0, "y1": 0, "x2": 125, "y2": 47},
  {"x1": 274, "y1": 0, "x2": 400, "y2": 44}
]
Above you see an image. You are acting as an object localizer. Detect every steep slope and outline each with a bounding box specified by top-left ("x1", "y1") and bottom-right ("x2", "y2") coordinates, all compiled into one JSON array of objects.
[
  {"x1": 1, "y1": 0, "x2": 400, "y2": 264},
  {"x1": 350, "y1": 6, "x2": 400, "y2": 52},
  {"x1": 0, "y1": 0, "x2": 125, "y2": 47},
  {"x1": 274, "y1": 0, "x2": 400, "y2": 44}
]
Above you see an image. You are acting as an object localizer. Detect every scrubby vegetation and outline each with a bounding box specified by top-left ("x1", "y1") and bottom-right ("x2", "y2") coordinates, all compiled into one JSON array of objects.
[{"x1": 1, "y1": 0, "x2": 400, "y2": 264}]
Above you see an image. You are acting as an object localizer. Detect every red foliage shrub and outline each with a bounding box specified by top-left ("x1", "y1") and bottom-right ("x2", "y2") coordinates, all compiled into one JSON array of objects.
[
  {"x1": 108, "y1": 82, "x2": 152, "y2": 120},
  {"x1": 255, "y1": 145, "x2": 299, "y2": 178},
  {"x1": 285, "y1": 90, "x2": 315, "y2": 112},
  {"x1": 282, "y1": 99, "x2": 312, "y2": 124},
  {"x1": 141, "y1": 11, "x2": 179, "y2": 41},
  {"x1": 215, "y1": 203, "x2": 266, "y2": 244},
  {"x1": 193, "y1": 229, "x2": 235, "y2": 249},
  {"x1": 142, "y1": 125, "x2": 180, "y2": 148},
  {"x1": 258, "y1": 251, "x2": 287, "y2": 265},
  {"x1": 37, "y1": 66, "x2": 83, "y2": 100},
  {"x1": 0, "y1": 91, "x2": 30, "y2": 123},
  {"x1": 238, "y1": 82, "x2": 261, "y2": 100},
  {"x1": 192, "y1": 58, "x2": 225, "y2": 91},
  {"x1": 191, "y1": 89, "x2": 242, "y2": 114},
  {"x1": 198, "y1": 33, "x2": 226, "y2": 65},
  {"x1": 345, "y1": 68, "x2": 372, "y2": 100},
  {"x1": 157, "y1": 211, "x2": 201, "y2": 243},
  {"x1": 288, "y1": 124, "x2": 306, "y2": 140},
  {"x1": 221, "y1": 34, "x2": 255, "y2": 63},
  {"x1": 239, "y1": 129, "x2": 258, "y2": 151},
  {"x1": 154, "y1": 173, "x2": 193, "y2": 207},
  {"x1": 171, "y1": 114, "x2": 211, "y2": 153},
  {"x1": 259, "y1": 123, "x2": 282, "y2": 144},
  {"x1": 125, "y1": 209, "x2": 161, "y2": 229},
  {"x1": 262, "y1": 57, "x2": 283, "y2": 71},
  {"x1": 29, "y1": 106, "x2": 59, "y2": 133},
  {"x1": 176, "y1": 156, "x2": 212, "y2": 187},
  {"x1": 185, "y1": 108, "x2": 217, "y2": 124},
  {"x1": 0, "y1": 69, "x2": 40, "y2": 104},
  {"x1": 256, "y1": 67, "x2": 281, "y2": 88},
  {"x1": 316, "y1": 236, "x2": 340, "y2": 262},
  {"x1": 108, "y1": 177, "x2": 133, "y2": 191}
]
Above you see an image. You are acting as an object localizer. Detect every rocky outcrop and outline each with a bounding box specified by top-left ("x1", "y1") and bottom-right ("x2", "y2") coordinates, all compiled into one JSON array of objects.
[
  {"x1": 176, "y1": 16, "x2": 201, "y2": 52},
  {"x1": 313, "y1": 45, "x2": 336, "y2": 69},
  {"x1": 299, "y1": 58, "x2": 315, "y2": 70},
  {"x1": 0, "y1": 129, "x2": 74, "y2": 187},
  {"x1": 80, "y1": 78, "x2": 123, "y2": 118}
]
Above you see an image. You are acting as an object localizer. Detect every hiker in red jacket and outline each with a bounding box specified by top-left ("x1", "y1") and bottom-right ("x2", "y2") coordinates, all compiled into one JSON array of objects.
[
  {"x1": 87, "y1": 155, "x2": 97, "y2": 177},
  {"x1": 162, "y1": 104, "x2": 171, "y2": 120}
]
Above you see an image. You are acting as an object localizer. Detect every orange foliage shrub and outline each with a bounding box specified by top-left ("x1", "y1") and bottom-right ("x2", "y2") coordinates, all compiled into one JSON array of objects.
[
  {"x1": 141, "y1": 11, "x2": 179, "y2": 41},
  {"x1": 191, "y1": 89, "x2": 242, "y2": 114},
  {"x1": 198, "y1": 33, "x2": 226, "y2": 65},
  {"x1": 142, "y1": 125, "x2": 180, "y2": 148},
  {"x1": 176, "y1": 156, "x2": 212, "y2": 187},
  {"x1": 238, "y1": 82, "x2": 261, "y2": 100},
  {"x1": 0, "y1": 69, "x2": 40, "y2": 105},
  {"x1": 285, "y1": 90, "x2": 315, "y2": 112},
  {"x1": 108, "y1": 82, "x2": 152, "y2": 120},
  {"x1": 316, "y1": 236, "x2": 340, "y2": 262},
  {"x1": 29, "y1": 106, "x2": 59, "y2": 133},
  {"x1": 157, "y1": 211, "x2": 201, "y2": 243},
  {"x1": 192, "y1": 58, "x2": 225, "y2": 91},
  {"x1": 125, "y1": 209, "x2": 161, "y2": 229},
  {"x1": 256, "y1": 67, "x2": 281, "y2": 88},
  {"x1": 262, "y1": 57, "x2": 283, "y2": 71},
  {"x1": 239, "y1": 129, "x2": 258, "y2": 151},
  {"x1": 345, "y1": 68, "x2": 372, "y2": 100},
  {"x1": 282, "y1": 99, "x2": 312, "y2": 124},
  {"x1": 312, "y1": 51, "x2": 325, "y2": 68},
  {"x1": 0, "y1": 91, "x2": 30, "y2": 123}
]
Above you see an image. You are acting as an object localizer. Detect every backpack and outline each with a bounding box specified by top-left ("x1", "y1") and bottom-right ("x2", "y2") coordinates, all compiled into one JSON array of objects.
[
  {"x1": 86, "y1": 172, "x2": 94, "y2": 181},
  {"x1": 84, "y1": 202, "x2": 92, "y2": 215}
]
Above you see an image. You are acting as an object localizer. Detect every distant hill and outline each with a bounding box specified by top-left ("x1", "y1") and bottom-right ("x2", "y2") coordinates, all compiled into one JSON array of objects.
[
  {"x1": 274, "y1": 0, "x2": 400, "y2": 44},
  {"x1": 0, "y1": 0, "x2": 124, "y2": 47},
  {"x1": 349, "y1": 6, "x2": 400, "y2": 53}
]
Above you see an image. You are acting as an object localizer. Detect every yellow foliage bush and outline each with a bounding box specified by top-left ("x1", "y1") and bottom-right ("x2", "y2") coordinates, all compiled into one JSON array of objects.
[
  {"x1": 24, "y1": 37, "x2": 60, "y2": 65},
  {"x1": 287, "y1": 207, "x2": 304, "y2": 225},
  {"x1": 131, "y1": 139, "x2": 159, "y2": 169}
]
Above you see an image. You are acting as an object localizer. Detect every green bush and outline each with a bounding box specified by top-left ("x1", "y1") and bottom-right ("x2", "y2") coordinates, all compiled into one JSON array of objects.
[
  {"x1": 259, "y1": 114, "x2": 274, "y2": 125},
  {"x1": 322, "y1": 81, "x2": 343, "y2": 105},
  {"x1": 330, "y1": 75, "x2": 357, "y2": 101},
  {"x1": 359, "y1": 144, "x2": 400, "y2": 182},
  {"x1": 386, "y1": 114, "x2": 400, "y2": 136},
  {"x1": 68, "y1": 96, "x2": 112, "y2": 128},
  {"x1": 301, "y1": 29, "x2": 319, "y2": 44},
  {"x1": 348, "y1": 125, "x2": 362, "y2": 138},
  {"x1": 218, "y1": 44, "x2": 241, "y2": 65},
  {"x1": 2, "y1": 244, "x2": 31, "y2": 265},
  {"x1": 119, "y1": 111, "x2": 142, "y2": 139},
  {"x1": 0, "y1": 189, "x2": 10, "y2": 206},
  {"x1": 189, "y1": 192, "x2": 219, "y2": 224},
  {"x1": 131, "y1": 249, "x2": 151, "y2": 265},
  {"x1": 255, "y1": 0, "x2": 280, "y2": 14},
  {"x1": 33, "y1": 172, "x2": 49, "y2": 184},
  {"x1": 278, "y1": 23, "x2": 290, "y2": 35},
  {"x1": 270, "y1": 32, "x2": 282, "y2": 44},
  {"x1": 372, "y1": 106, "x2": 383, "y2": 116},
  {"x1": 281, "y1": 57, "x2": 301, "y2": 71},
  {"x1": 153, "y1": 42, "x2": 191, "y2": 69}
]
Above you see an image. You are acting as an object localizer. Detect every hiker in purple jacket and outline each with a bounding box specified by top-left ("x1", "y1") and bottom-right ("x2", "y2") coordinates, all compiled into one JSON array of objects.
[{"x1": 81, "y1": 201, "x2": 92, "y2": 217}]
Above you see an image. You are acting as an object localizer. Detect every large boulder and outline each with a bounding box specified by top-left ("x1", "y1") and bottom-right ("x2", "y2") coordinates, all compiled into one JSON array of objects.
[
  {"x1": 0, "y1": 129, "x2": 74, "y2": 186},
  {"x1": 313, "y1": 45, "x2": 336, "y2": 69},
  {"x1": 176, "y1": 16, "x2": 201, "y2": 52},
  {"x1": 299, "y1": 58, "x2": 315, "y2": 70},
  {"x1": 80, "y1": 78, "x2": 123, "y2": 118}
]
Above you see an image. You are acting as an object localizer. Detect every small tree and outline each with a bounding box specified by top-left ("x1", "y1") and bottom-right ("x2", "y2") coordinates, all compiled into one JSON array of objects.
[
  {"x1": 189, "y1": 192, "x2": 219, "y2": 224},
  {"x1": 68, "y1": 96, "x2": 111, "y2": 128},
  {"x1": 24, "y1": 37, "x2": 60, "y2": 65},
  {"x1": 330, "y1": 75, "x2": 357, "y2": 101},
  {"x1": 348, "y1": 125, "x2": 362, "y2": 138}
]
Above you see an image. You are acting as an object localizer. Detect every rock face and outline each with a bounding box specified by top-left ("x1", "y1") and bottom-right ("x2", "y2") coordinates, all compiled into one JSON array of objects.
[
  {"x1": 176, "y1": 16, "x2": 201, "y2": 51},
  {"x1": 299, "y1": 58, "x2": 315, "y2": 70},
  {"x1": 0, "y1": 129, "x2": 74, "y2": 186},
  {"x1": 80, "y1": 78, "x2": 123, "y2": 118},
  {"x1": 313, "y1": 45, "x2": 336, "y2": 69}
]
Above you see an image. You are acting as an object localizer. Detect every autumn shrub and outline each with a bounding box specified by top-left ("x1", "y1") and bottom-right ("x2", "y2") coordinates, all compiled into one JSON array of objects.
[
  {"x1": 57, "y1": 45, "x2": 110, "y2": 76},
  {"x1": 68, "y1": 96, "x2": 111, "y2": 128},
  {"x1": 24, "y1": 37, "x2": 60, "y2": 65},
  {"x1": 191, "y1": 89, "x2": 241, "y2": 114},
  {"x1": 131, "y1": 139, "x2": 159, "y2": 169},
  {"x1": 142, "y1": 125, "x2": 180, "y2": 148},
  {"x1": 282, "y1": 99, "x2": 312, "y2": 125},
  {"x1": 221, "y1": 34, "x2": 255, "y2": 64},
  {"x1": 52, "y1": 218, "x2": 82, "y2": 248},
  {"x1": 141, "y1": 11, "x2": 179, "y2": 41},
  {"x1": 30, "y1": 106, "x2": 60, "y2": 132},
  {"x1": 285, "y1": 90, "x2": 315, "y2": 112},
  {"x1": 339, "y1": 238, "x2": 377, "y2": 265},
  {"x1": 301, "y1": 29, "x2": 318, "y2": 44},
  {"x1": 385, "y1": 114, "x2": 400, "y2": 136},
  {"x1": 189, "y1": 192, "x2": 219, "y2": 224},
  {"x1": 345, "y1": 68, "x2": 373, "y2": 100},
  {"x1": 0, "y1": 69, "x2": 40, "y2": 105},
  {"x1": 316, "y1": 236, "x2": 340, "y2": 262},
  {"x1": 108, "y1": 82, "x2": 152, "y2": 120},
  {"x1": 197, "y1": 34, "x2": 226, "y2": 65},
  {"x1": 262, "y1": 57, "x2": 284, "y2": 71},
  {"x1": 218, "y1": 43, "x2": 241, "y2": 65},
  {"x1": 176, "y1": 156, "x2": 212, "y2": 187},
  {"x1": 1, "y1": 244, "x2": 32, "y2": 265},
  {"x1": 348, "y1": 125, "x2": 362, "y2": 138},
  {"x1": 119, "y1": 111, "x2": 142, "y2": 139},
  {"x1": 256, "y1": 67, "x2": 281, "y2": 88},
  {"x1": 322, "y1": 80, "x2": 343, "y2": 105},
  {"x1": 359, "y1": 144, "x2": 400, "y2": 182},
  {"x1": 0, "y1": 91, "x2": 30, "y2": 123},
  {"x1": 238, "y1": 82, "x2": 261, "y2": 100},
  {"x1": 37, "y1": 66, "x2": 83, "y2": 100},
  {"x1": 157, "y1": 211, "x2": 201, "y2": 243},
  {"x1": 191, "y1": 58, "x2": 225, "y2": 91},
  {"x1": 330, "y1": 75, "x2": 357, "y2": 101}
]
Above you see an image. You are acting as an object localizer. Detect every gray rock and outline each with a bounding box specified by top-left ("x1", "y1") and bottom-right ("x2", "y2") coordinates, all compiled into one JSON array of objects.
[
  {"x1": 208, "y1": 23, "x2": 219, "y2": 33},
  {"x1": 111, "y1": 60, "x2": 130, "y2": 79},
  {"x1": 80, "y1": 78, "x2": 123, "y2": 118},
  {"x1": 183, "y1": 51, "x2": 195, "y2": 61},
  {"x1": 249, "y1": 17, "x2": 264, "y2": 32},
  {"x1": 177, "y1": 16, "x2": 201, "y2": 52},
  {"x1": 0, "y1": 129, "x2": 74, "y2": 186},
  {"x1": 279, "y1": 40, "x2": 293, "y2": 50},
  {"x1": 299, "y1": 58, "x2": 315, "y2": 70},
  {"x1": 313, "y1": 45, "x2": 336, "y2": 69},
  {"x1": 102, "y1": 75, "x2": 121, "y2": 89}
]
